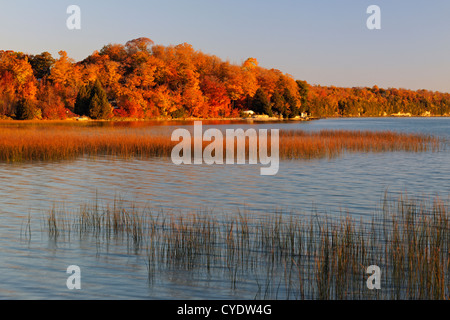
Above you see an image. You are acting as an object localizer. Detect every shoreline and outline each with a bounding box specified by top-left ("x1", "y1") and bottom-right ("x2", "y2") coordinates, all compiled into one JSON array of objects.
[{"x1": 0, "y1": 115, "x2": 449, "y2": 123}]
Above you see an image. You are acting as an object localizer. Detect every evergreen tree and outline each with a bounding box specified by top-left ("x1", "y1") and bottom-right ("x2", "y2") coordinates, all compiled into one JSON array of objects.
[
  {"x1": 16, "y1": 99, "x2": 40, "y2": 120},
  {"x1": 271, "y1": 91, "x2": 286, "y2": 116},
  {"x1": 74, "y1": 80, "x2": 112, "y2": 119},
  {"x1": 283, "y1": 88, "x2": 298, "y2": 118},
  {"x1": 296, "y1": 80, "x2": 310, "y2": 113},
  {"x1": 251, "y1": 88, "x2": 272, "y2": 116},
  {"x1": 88, "y1": 80, "x2": 112, "y2": 119},
  {"x1": 74, "y1": 84, "x2": 91, "y2": 116}
]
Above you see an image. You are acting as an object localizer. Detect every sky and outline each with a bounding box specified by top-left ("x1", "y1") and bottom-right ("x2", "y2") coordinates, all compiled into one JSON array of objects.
[{"x1": 0, "y1": 0, "x2": 449, "y2": 92}]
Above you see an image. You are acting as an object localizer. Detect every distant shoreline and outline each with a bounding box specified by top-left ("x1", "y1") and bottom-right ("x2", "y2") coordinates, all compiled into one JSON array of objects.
[{"x1": 0, "y1": 115, "x2": 449, "y2": 123}]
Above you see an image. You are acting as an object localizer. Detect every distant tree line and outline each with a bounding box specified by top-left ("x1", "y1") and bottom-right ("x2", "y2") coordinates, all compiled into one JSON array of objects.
[
  {"x1": 305, "y1": 84, "x2": 450, "y2": 117},
  {"x1": 0, "y1": 38, "x2": 449, "y2": 120}
]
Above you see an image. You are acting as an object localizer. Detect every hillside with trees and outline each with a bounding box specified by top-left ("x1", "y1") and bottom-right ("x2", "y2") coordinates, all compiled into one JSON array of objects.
[{"x1": 0, "y1": 37, "x2": 449, "y2": 120}]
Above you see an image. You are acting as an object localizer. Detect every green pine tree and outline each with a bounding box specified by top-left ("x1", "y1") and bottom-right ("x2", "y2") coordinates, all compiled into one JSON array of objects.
[
  {"x1": 283, "y1": 88, "x2": 299, "y2": 118},
  {"x1": 296, "y1": 80, "x2": 310, "y2": 114},
  {"x1": 271, "y1": 91, "x2": 286, "y2": 117},
  {"x1": 88, "y1": 80, "x2": 112, "y2": 120},
  {"x1": 252, "y1": 88, "x2": 272, "y2": 116},
  {"x1": 74, "y1": 84, "x2": 91, "y2": 116},
  {"x1": 16, "y1": 99, "x2": 41, "y2": 120},
  {"x1": 75, "y1": 80, "x2": 112, "y2": 119}
]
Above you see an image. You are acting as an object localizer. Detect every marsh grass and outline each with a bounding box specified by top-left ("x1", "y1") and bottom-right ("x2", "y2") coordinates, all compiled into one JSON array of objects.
[
  {"x1": 279, "y1": 129, "x2": 441, "y2": 159},
  {"x1": 0, "y1": 125, "x2": 441, "y2": 162},
  {"x1": 39, "y1": 194, "x2": 450, "y2": 300}
]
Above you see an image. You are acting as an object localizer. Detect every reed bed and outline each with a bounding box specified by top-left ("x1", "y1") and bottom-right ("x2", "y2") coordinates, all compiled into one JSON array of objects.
[
  {"x1": 0, "y1": 126, "x2": 172, "y2": 162},
  {"x1": 41, "y1": 194, "x2": 450, "y2": 300},
  {"x1": 0, "y1": 125, "x2": 441, "y2": 162},
  {"x1": 279, "y1": 129, "x2": 441, "y2": 159}
]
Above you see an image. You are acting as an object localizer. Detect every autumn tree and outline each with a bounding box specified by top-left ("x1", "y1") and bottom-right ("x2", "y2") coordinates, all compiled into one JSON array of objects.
[
  {"x1": 257, "y1": 68, "x2": 282, "y2": 98},
  {"x1": 0, "y1": 72, "x2": 15, "y2": 116},
  {"x1": 0, "y1": 51, "x2": 37, "y2": 117},
  {"x1": 28, "y1": 52, "x2": 55, "y2": 80},
  {"x1": 125, "y1": 37, "x2": 154, "y2": 55},
  {"x1": 241, "y1": 57, "x2": 258, "y2": 98},
  {"x1": 49, "y1": 51, "x2": 82, "y2": 109},
  {"x1": 99, "y1": 43, "x2": 128, "y2": 63},
  {"x1": 36, "y1": 81, "x2": 67, "y2": 119},
  {"x1": 224, "y1": 64, "x2": 245, "y2": 109},
  {"x1": 200, "y1": 76, "x2": 231, "y2": 118}
]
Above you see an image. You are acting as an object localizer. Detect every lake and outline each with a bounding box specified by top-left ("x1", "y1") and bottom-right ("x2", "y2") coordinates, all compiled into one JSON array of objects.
[{"x1": 0, "y1": 117, "x2": 448, "y2": 299}]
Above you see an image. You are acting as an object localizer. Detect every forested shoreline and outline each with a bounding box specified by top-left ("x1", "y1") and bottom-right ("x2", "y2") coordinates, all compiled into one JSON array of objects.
[{"x1": 1, "y1": 37, "x2": 449, "y2": 121}]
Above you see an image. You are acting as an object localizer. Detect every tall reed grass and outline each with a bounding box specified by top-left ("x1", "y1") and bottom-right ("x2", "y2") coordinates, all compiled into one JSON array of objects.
[
  {"x1": 0, "y1": 125, "x2": 441, "y2": 162},
  {"x1": 40, "y1": 194, "x2": 450, "y2": 300}
]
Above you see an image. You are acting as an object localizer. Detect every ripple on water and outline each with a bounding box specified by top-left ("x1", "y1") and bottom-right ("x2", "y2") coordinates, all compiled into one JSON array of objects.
[{"x1": 0, "y1": 117, "x2": 449, "y2": 299}]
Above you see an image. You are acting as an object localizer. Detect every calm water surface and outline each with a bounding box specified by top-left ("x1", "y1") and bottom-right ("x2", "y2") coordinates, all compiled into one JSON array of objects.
[{"x1": 0, "y1": 117, "x2": 449, "y2": 299}]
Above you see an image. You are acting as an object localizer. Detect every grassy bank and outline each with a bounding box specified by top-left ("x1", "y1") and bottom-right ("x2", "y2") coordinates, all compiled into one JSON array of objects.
[
  {"x1": 40, "y1": 194, "x2": 450, "y2": 300},
  {"x1": 0, "y1": 125, "x2": 441, "y2": 162}
]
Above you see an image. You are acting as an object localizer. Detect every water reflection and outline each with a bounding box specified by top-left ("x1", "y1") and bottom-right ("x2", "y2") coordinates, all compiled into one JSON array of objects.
[{"x1": 0, "y1": 117, "x2": 448, "y2": 299}]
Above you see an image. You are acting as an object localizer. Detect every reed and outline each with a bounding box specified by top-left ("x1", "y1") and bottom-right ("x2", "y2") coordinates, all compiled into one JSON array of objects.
[
  {"x1": 279, "y1": 129, "x2": 441, "y2": 159},
  {"x1": 0, "y1": 125, "x2": 441, "y2": 162},
  {"x1": 38, "y1": 193, "x2": 450, "y2": 300}
]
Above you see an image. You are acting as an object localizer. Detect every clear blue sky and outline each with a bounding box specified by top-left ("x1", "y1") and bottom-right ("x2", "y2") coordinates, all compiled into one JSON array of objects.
[{"x1": 1, "y1": 0, "x2": 449, "y2": 92}]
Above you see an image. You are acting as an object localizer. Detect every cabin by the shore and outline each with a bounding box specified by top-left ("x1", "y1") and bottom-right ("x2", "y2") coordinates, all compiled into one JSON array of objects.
[{"x1": 242, "y1": 110, "x2": 255, "y2": 116}]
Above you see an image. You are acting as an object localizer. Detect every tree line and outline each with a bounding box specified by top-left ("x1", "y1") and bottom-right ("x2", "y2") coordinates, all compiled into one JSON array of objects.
[{"x1": 0, "y1": 37, "x2": 449, "y2": 120}]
